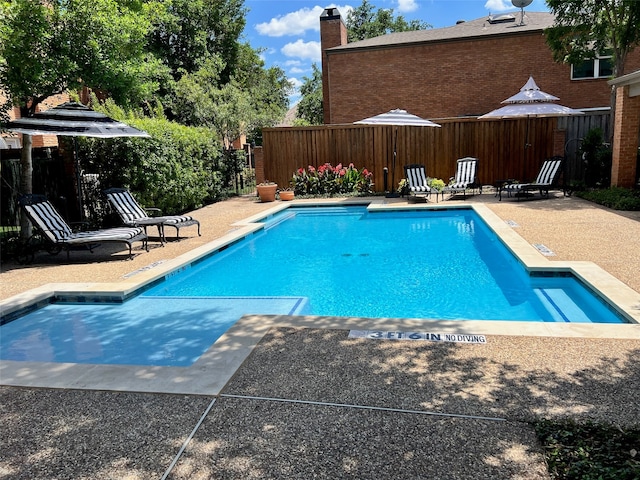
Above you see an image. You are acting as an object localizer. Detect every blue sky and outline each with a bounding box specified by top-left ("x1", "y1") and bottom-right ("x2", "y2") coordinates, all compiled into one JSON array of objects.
[{"x1": 243, "y1": 0, "x2": 550, "y2": 106}]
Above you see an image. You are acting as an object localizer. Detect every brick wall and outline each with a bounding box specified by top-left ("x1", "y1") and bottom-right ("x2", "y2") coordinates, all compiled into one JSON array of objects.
[
  {"x1": 322, "y1": 20, "x2": 640, "y2": 124},
  {"x1": 320, "y1": 9, "x2": 348, "y2": 125},
  {"x1": 611, "y1": 85, "x2": 640, "y2": 187}
]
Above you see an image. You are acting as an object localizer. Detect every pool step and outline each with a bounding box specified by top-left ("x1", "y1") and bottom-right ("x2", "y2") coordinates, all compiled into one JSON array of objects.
[{"x1": 534, "y1": 288, "x2": 592, "y2": 323}]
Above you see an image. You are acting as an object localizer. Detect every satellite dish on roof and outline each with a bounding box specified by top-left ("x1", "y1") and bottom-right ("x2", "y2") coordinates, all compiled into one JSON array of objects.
[{"x1": 512, "y1": 0, "x2": 532, "y2": 25}]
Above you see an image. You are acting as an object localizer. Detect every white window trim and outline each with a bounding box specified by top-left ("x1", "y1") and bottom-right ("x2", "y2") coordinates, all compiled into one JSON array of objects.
[{"x1": 571, "y1": 54, "x2": 613, "y2": 80}]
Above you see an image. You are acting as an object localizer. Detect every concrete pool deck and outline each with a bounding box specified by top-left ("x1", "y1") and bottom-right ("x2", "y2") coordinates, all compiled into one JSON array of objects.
[{"x1": 1, "y1": 192, "x2": 640, "y2": 478}]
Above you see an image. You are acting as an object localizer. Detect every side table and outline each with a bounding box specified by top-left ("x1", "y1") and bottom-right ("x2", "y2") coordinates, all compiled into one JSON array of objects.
[
  {"x1": 134, "y1": 217, "x2": 169, "y2": 245},
  {"x1": 494, "y1": 179, "x2": 517, "y2": 201}
]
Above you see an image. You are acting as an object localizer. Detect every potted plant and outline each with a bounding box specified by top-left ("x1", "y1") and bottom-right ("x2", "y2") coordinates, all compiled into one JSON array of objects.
[
  {"x1": 278, "y1": 188, "x2": 295, "y2": 201},
  {"x1": 397, "y1": 179, "x2": 410, "y2": 197},
  {"x1": 427, "y1": 177, "x2": 445, "y2": 192},
  {"x1": 256, "y1": 181, "x2": 278, "y2": 202}
]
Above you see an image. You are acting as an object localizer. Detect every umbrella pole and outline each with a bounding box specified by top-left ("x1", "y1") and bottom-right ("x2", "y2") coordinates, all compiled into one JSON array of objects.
[
  {"x1": 386, "y1": 127, "x2": 400, "y2": 198},
  {"x1": 522, "y1": 116, "x2": 531, "y2": 180},
  {"x1": 74, "y1": 137, "x2": 84, "y2": 221}
]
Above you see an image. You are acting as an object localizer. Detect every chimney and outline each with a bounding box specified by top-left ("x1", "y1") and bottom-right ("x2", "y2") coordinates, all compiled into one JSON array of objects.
[{"x1": 320, "y1": 8, "x2": 347, "y2": 124}]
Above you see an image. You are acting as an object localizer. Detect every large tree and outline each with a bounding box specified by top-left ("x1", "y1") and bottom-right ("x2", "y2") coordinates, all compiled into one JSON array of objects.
[
  {"x1": 345, "y1": 0, "x2": 430, "y2": 42},
  {"x1": 171, "y1": 43, "x2": 291, "y2": 149},
  {"x1": 545, "y1": 0, "x2": 640, "y2": 78},
  {"x1": 148, "y1": 0, "x2": 247, "y2": 112},
  {"x1": 296, "y1": 64, "x2": 323, "y2": 125},
  {"x1": 0, "y1": 0, "x2": 164, "y2": 237}
]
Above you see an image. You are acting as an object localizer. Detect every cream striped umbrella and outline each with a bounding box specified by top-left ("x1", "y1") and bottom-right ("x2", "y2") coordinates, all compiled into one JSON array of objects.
[
  {"x1": 479, "y1": 77, "x2": 583, "y2": 178},
  {"x1": 355, "y1": 109, "x2": 440, "y2": 196}
]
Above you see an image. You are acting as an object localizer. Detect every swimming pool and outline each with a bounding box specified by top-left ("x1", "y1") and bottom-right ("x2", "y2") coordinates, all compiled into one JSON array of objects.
[{"x1": 0, "y1": 205, "x2": 630, "y2": 367}]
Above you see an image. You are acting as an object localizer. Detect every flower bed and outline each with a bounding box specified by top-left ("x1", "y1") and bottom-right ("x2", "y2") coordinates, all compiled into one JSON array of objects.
[{"x1": 291, "y1": 163, "x2": 374, "y2": 196}]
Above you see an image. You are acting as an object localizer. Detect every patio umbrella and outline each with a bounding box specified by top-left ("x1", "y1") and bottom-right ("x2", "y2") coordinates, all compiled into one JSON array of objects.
[
  {"x1": 355, "y1": 109, "x2": 440, "y2": 196},
  {"x1": 6, "y1": 101, "x2": 150, "y2": 219},
  {"x1": 478, "y1": 76, "x2": 583, "y2": 178}
]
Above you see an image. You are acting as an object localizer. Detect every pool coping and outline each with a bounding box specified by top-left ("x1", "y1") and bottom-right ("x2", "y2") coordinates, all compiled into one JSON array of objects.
[{"x1": 1, "y1": 198, "x2": 640, "y2": 395}]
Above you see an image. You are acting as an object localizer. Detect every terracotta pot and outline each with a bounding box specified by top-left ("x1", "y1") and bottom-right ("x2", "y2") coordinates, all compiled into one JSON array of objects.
[
  {"x1": 279, "y1": 190, "x2": 295, "y2": 201},
  {"x1": 257, "y1": 184, "x2": 277, "y2": 202}
]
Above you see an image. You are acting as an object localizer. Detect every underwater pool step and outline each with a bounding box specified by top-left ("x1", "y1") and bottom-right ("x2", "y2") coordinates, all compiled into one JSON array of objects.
[
  {"x1": 141, "y1": 295, "x2": 311, "y2": 316},
  {"x1": 534, "y1": 288, "x2": 592, "y2": 323}
]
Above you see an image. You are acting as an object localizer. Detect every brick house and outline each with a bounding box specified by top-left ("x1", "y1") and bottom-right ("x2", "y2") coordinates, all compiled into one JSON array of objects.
[
  {"x1": 609, "y1": 69, "x2": 640, "y2": 187},
  {"x1": 320, "y1": 8, "x2": 640, "y2": 124}
]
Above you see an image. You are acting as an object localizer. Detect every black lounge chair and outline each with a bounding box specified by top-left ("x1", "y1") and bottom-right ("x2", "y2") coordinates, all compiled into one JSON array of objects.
[
  {"x1": 499, "y1": 156, "x2": 563, "y2": 201},
  {"x1": 442, "y1": 157, "x2": 481, "y2": 200},
  {"x1": 104, "y1": 188, "x2": 201, "y2": 242},
  {"x1": 19, "y1": 194, "x2": 147, "y2": 260},
  {"x1": 404, "y1": 164, "x2": 437, "y2": 202}
]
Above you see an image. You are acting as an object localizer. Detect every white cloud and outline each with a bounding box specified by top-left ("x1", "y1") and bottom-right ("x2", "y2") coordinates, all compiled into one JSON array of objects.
[
  {"x1": 281, "y1": 39, "x2": 322, "y2": 62},
  {"x1": 256, "y1": 6, "x2": 325, "y2": 37},
  {"x1": 289, "y1": 77, "x2": 304, "y2": 90},
  {"x1": 484, "y1": 0, "x2": 513, "y2": 12},
  {"x1": 255, "y1": 4, "x2": 353, "y2": 37},
  {"x1": 397, "y1": 0, "x2": 419, "y2": 13},
  {"x1": 289, "y1": 66, "x2": 307, "y2": 74}
]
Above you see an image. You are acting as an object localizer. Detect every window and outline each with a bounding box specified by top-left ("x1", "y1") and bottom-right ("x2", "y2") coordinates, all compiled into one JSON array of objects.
[{"x1": 572, "y1": 54, "x2": 613, "y2": 80}]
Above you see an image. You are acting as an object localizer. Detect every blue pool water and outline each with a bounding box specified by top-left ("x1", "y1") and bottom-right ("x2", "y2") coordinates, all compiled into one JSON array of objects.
[{"x1": 0, "y1": 206, "x2": 626, "y2": 367}]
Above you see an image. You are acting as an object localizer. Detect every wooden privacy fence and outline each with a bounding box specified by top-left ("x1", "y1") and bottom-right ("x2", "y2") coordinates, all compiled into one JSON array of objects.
[{"x1": 262, "y1": 117, "x2": 563, "y2": 192}]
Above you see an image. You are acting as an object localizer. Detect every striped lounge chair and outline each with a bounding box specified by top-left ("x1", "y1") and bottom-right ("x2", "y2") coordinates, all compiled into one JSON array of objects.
[
  {"x1": 443, "y1": 157, "x2": 481, "y2": 200},
  {"x1": 19, "y1": 194, "x2": 147, "y2": 260},
  {"x1": 499, "y1": 156, "x2": 563, "y2": 201},
  {"x1": 104, "y1": 188, "x2": 201, "y2": 242},
  {"x1": 403, "y1": 164, "x2": 437, "y2": 202}
]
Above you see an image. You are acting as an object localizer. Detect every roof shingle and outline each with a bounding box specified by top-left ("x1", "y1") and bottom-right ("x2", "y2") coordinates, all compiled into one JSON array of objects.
[{"x1": 329, "y1": 11, "x2": 556, "y2": 52}]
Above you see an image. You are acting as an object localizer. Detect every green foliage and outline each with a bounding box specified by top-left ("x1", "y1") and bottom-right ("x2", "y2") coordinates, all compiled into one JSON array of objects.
[
  {"x1": 291, "y1": 163, "x2": 374, "y2": 196},
  {"x1": 545, "y1": 0, "x2": 640, "y2": 77},
  {"x1": 148, "y1": 0, "x2": 247, "y2": 86},
  {"x1": 428, "y1": 177, "x2": 445, "y2": 192},
  {"x1": 397, "y1": 178, "x2": 410, "y2": 195},
  {"x1": 170, "y1": 46, "x2": 290, "y2": 144},
  {"x1": 0, "y1": 0, "x2": 164, "y2": 112},
  {"x1": 576, "y1": 187, "x2": 640, "y2": 211},
  {"x1": 148, "y1": 0, "x2": 290, "y2": 128},
  {"x1": 535, "y1": 419, "x2": 640, "y2": 479},
  {"x1": 345, "y1": 0, "x2": 431, "y2": 42},
  {"x1": 297, "y1": 64, "x2": 323, "y2": 125},
  {"x1": 580, "y1": 128, "x2": 612, "y2": 187},
  {"x1": 75, "y1": 102, "x2": 224, "y2": 215}
]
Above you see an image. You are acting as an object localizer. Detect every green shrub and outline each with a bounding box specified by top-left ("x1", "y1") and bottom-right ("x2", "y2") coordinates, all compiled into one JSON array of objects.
[
  {"x1": 580, "y1": 128, "x2": 612, "y2": 188},
  {"x1": 75, "y1": 117, "x2": 223, "y2": 217},
  {"x1": 576, "y1": 187, "x2": 640, "y2": 211},
  {"x1": 428, "y1": 177, "x2": 446, "y2": 192},
  {"x1": 291, "y1": 163, "x2": 374, "y2": 196},
  {"x1": 535, "y1": 419, "x2": 640, "y2": 479}
]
